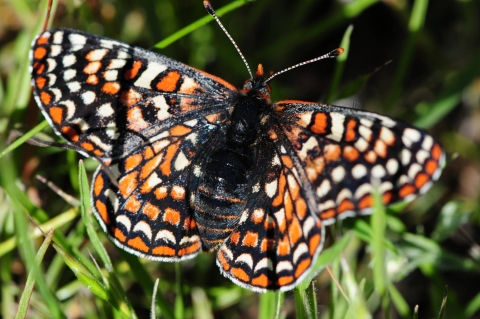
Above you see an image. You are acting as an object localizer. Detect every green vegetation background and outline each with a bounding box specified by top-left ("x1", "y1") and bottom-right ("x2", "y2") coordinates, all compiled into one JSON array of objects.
[{"x1": 0, "y1": 0, "x2": 479, "y2": 318}]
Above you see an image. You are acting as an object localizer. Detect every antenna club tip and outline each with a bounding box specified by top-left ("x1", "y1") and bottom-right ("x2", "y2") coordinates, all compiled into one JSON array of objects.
[
  {"x1": 335, "y1": 48, "x2": 344, "y2": 56},
  {"x1": 204, "y1": 0, "x2": 214, "y2": 12}
]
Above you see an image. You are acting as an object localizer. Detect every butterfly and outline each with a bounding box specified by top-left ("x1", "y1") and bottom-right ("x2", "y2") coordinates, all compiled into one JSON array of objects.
[{"x1": 29, "y1": 1, "x2": 444, "y2": 292}]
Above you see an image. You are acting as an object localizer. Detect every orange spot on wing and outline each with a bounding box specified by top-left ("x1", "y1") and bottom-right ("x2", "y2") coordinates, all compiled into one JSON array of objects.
[
  {"x1": 242, "y1": 231, "x2": 258, "y2": 247},
  {"x1": 113, "y1": 227, "x2": 126, "y2": 242},
  {"x1": 178, "y1": 242, "x2": 200, "y2": 256},
  {"x1": 374, "y1": 139, "x2": 387, "y2": 158},
  {"x1": 432, "y1": 144, "x2": 442, "y2": 160},
  {"x1": 218, "y1": 250, "x2": 231, "y2": 270},
  {"x1": 164, "y1": 208, "x2": 180, "y2": 225},
  {"x1": 49, "y1": 106, "x2": 63, "y2": 124},
  {"x1": 252, "y1": 274, "x2": 270, "y2": 288},
  {"x1": 159, "y1": 143, "x2": 178, "y2": 177},
  {"x1": 311, "y1": 112, "x2": 328, "y2": 134},
  {"x1": 277, "y1": 276, "x2": 293, "y2": 286},
  {"x1": 102, "y1": 82, "x2": 120, "y2": 95},
  {"x1": 119, "y1": 171, "x2": 138, "y2": 197},
  {"x1": 343, "y1": 145, "x2": 359, "y2": 162},
  {"x1": 231, "y1": 267, "x2": 249, "y2": 282},
  {"x1": 325, "y1": 145, "x2": 341, "y2": 162},
  {"x1": 94, "y1": 174, "x2": 104, "y2": 196},
  {"x1": 141, "y1": 153, "x2": 163, "y2": 179},
  {"x1": 125, "y1": 196, "x2": 142, "y2": 213},
  {"x1": 345, "y1": 119, "x2": 357, "y2": 142},
  {"x1": 277, "y1": 236, "x2": 290, "y2": 256},
  {"x1": 86, "y1": 74, "x2": 99, "y2": 85},
  {"x1": 338, "y1": 200, "x2": 354, "y2": 213},
  {"x1": 34, "y1": 47, "x2": 47, "y2": 60},
  {"x1": 399, "y1": 184, "x2": 416, "y2": 198},
  {"x1": 128, "y1": 236, "x2": 149, "y2": 252},
  {"x1": 170, "y1": 125, "x2": 192, "y2": 136},
  {"x1": 154, "y1": 187, "x2": 168, "y2": 200},
  {"x1": 36, "y1": 34, "x2": 50, "y2": 45},
  {"x1": 144, "y1": 146, "x2": 155, "y2": 159},
  {"x1": 61, "y1": 126, "x2": 80, "y2": 142},
  {"x1": 415, "y1": 173, "x2": 430, "y2": 189},
  {"x1": 171, "y1": 187, "x2": 185, "y2": 201},
  {"x1": 320, "y1": 209, "x2": 336, "y2": 220},
  {"x1": 364, "y1": 150, "x2": 377, "y2": 163},
  {"x1": 156, "y1": 71, "x2": 181, "y2": 92},
  {"x1": 143, "y1": 202, "x2": 160, "y2": 220},
  {"x1": 183, "y1": 217, "x2": 196, "y2": 230},
  {"x1": 124, "y1": 60, "x2": 142, "y2": 80},
  {"x1": 294, "y1": 258, "x2": 311, "y2": 278},
  {"x1": 95, "y1": 200, "x2": 109, "y2": 224},
  {"x1": 288, "y1": 217, "x2": 302, "y2": 245},
  {"x1": 81, "y1": 142, "x2": 94, "y2": 151},
  {"x1": 261, "y1": 238, "x2": 275, "y2": 252},
  {"x1": 120, "y1": 89, "x2": 141, "y2": 106},
  {"x1": 125, "y1": 154, "x2": 142, "y2": 171},
  {"x1": 358, "y1": 195, "x2": 373, "y2": 210},
  {"x1": 33, "y1": 62, "x2": 45, "y2": 74},
  {"x1": 35, "y1": 76, "x2": 47, "y2": 89},
  {"x1": 295, "y1": 198, "x2": 307, "y2": 219},
  {"x1": 309, "y1": 234, "x2": 321, "y2": 255},
  {"x1": 230, "y1": 231, "x2": 240, "y2": 245},
  {"x1": 281, "y1": 155, "x2": 293, "y2": 168},
  {"x1": 41, "y1": 91, "x2": 51, "y2": 105},
  {"x1": 425, "y1": 159, "x2": 438, "y2": 175},
  {"x1": 152, "y1": 245, "x2": 175, "y2": 256},
  {"x1": 382, "y1": 192, "x2": 392, "y2": 204}
]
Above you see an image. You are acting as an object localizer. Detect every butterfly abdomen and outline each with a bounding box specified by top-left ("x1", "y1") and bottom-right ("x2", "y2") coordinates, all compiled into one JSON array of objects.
[{"x1": 194, "y1": 147, "x2": 253, "y2": 251}]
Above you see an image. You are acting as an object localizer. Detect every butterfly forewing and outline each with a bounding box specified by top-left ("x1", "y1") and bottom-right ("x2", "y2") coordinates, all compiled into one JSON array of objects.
[
  {"x1": 274, "y1": 101, "x2": 445, "y2": 224},
  {"x1": 30, "y1": 28, "x2": 235, "y2": 160}
]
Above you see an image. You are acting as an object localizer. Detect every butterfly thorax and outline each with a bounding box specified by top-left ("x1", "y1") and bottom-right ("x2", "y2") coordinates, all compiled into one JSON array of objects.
[{"x1": 193, "y1": 70, "x2": 271, "y2": 251}]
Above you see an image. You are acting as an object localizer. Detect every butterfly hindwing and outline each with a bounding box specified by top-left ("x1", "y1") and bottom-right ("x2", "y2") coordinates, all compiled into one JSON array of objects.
[
  {"x1": 217, "y1": 136, "x2": 323, "y2": 291},
  {"x1": 274, "y1": 101, "x2": 445, "y2": 224}
]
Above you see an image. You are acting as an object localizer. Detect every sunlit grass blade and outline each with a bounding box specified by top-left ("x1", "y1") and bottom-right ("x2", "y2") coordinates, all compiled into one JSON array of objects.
[
  {"x1": 388, "y1": 283, "x2": 410, "y2": 318},
  {"x1": 153, "y1": 0, "x2": 254, "y2": 49},
  {"x1": 371, "y1": 187, "x2": 387, "y2": 297},
  {"x1": 0, "y1": 121, "x2": 49, "y2": 159},
  {"x1": 15, "y1": 228, "x2": 54, "y2": 319},
  {"x1": 174, "y1": 262, "x2": 184, "y2": 319},
  {"x1": 0, "y1": 208, "x2": 78, "y2": 258},
  {"x1": 437, "y1": 286, "x2": 448, "y2": 319},
  {"x1": 258, "y1": 291, "x2": 278, "y2": 319}
]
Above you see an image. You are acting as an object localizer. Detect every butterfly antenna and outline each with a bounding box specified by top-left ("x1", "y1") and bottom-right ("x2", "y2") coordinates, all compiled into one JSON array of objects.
[
  {"x1": 264, "y1": 48, "x2": 344, "y2": 84},
  {"x1": 204, "y1": 0, "x2": 253, "y2": 79}
]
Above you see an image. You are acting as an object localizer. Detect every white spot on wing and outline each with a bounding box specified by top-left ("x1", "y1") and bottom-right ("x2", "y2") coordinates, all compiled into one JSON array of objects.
[
  {"x1": 235, "y1": 254, "x2": 254, "y2": 270},
  {"x1": 265, "y1": 179, "x2": 278, "y2": 198},
  {"x1": 326, "y1": 112, "x2": 346, "y2": 142},
  {"x1": 116, "y1": 215, "x2": 132, "y2": 232},
  {"x1": 293, "y1": 243, "x2": 309, "y2": 264},
  {"x1": 98, "y1": 103, "x2": 114, "y2": 117},
  {"x1": 63, "y1": 54, "x2": 76, "y2": 67},
  {"x1": 276, "y1": 261, "x2": 293, "y2": 273},
  {"x1": 107, "y1": 59, "x2": 127, "y2": 69},
  {"x1": 254, "y1": 258, "x2": 273, "y2": 273},
  {"x1": 82, "y1": 91, "x2": 96, "y2": 105},
  {"x1": 134, "y1": 62, "x2": 167, "y2": 88},
  {"x1": 104, "y1": 70, "x2": 118, "y2": 81},
  {"x1": 53, "y1": 31, "x2": 63, "y2": 44},
  {"x1": 174, "y1": 151, "x2": 190, "y2": 171},
  {"x1": 316, "y1": 179, "x2": 331, "y2": 197},
  {"x1": 50, "y1": 45, "x2": 62, "y2": 57},
  {"x1": 64, "y1": 69, "x2": 76, "y2": 81},
  {"x1": 133, "y1": 221, "x2": 153, "y2": 240},
  {"x1": 352, "y1": 164, "x2": 367, "y2": 179},
  {"x1": 331, "y1": 166, "x2": 346, "y2": 183},
  {"x1": 152, "y1": 95, "x2": 171, "y2": 120},
  {"x1": 67, "y1": 81, "x2": 81, "y2": 92},
  {"x1": 155, "y1": 230, "x2": 176, "y2": 244}
]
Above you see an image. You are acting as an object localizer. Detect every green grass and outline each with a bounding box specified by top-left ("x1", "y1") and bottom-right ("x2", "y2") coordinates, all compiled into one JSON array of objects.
[{"x1": 1, "y1": 0, "x2": 480, "y2": 318}]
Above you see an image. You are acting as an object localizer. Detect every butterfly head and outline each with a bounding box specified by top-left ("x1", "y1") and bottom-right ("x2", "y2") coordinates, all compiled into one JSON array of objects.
[{"x1": 241, "y1": 64, "x2": 272, "y2": 103}]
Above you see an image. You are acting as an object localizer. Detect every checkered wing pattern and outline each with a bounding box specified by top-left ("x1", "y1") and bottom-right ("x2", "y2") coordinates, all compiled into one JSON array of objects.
[
  {"x1": 216, "y1": 134, "x2": 323, "y2": 291},
  {"x1": 30, "y1": 28, "x2": 235, "y2": 260},
  {"x1": 274, "y1": 101, "x2": 445, "y2": 224}
]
